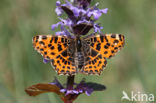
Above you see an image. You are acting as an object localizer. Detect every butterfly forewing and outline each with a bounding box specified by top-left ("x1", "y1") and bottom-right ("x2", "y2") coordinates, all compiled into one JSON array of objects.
[{"x1": 32, "y1": 35, "x2": 76, "y2": 75}]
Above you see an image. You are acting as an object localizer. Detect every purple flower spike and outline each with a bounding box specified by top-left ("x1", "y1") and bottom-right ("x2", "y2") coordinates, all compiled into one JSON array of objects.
[
  {"x1": 55, "y1": 31, "x2": 65, "y2": 35},
  {"x1": 58, "y1": 18, "x2": 72, "y2": 27},
  {"x1": 52, "y1": 0, "x2": 108, "y2": 35},
  {"x1": 63, "y1": 28, "x2": 71, "y2": 36},
  {"x1": 65, "y1": 90, "x2": 75, "y2": 96},
  {"x1": 101, "y1": 8, "x2": 108, "y2": 14},
  {"x1": 94, "y1": 24, "x2": 103, "y2": 33},
  {"x1": 51, "y1": 21, "x2": 62, "y2": 30},
  {"x1": 60, "y1": 89, "x2": 66, "y2": 93},
  {"x1": 74, "y1": 79, "x2": 94, "y2": 95},
  {"x1": 43, "y1": 58, "x2": 50, "y2": 64},
  {"x1": 55, "y1": 1, "x2": 63, "y2": 16},
  {"x1": 60, "y1": 88, "x2": 81, "y2": 96},
  {"x1": 76, "y1": 0, "x2": 91, "y2": 9},
  {"x1": 50, "y1": 77, "x2": 64, "y2": 89},
  {"x1": 56, "y1": 1, "x2": 61, "y2": 6},
  {"x1": 55, "y1": 7, "x2": 63, "y2": 16},
  {"x1": 85, "y1": 88, "x2": 93, "y2": 96},
  {"x1": 72, "y1": 90, "x2": 79, "y2": 94},
  {"x1": 26, "y1": 77, "x2": 106, "y2": 103},
  {"x1": 49, "y1": 77, "x2": 106, "y2": 97},
  {"x1": 66, "y1": 0, "x2": 73, "y2": 6},
  {"x1": 72, "y1": 8, "x2": 80, "y2": 17},
  {"x1": 87, "y1": 8, "x2": 108, "y2": 20}
]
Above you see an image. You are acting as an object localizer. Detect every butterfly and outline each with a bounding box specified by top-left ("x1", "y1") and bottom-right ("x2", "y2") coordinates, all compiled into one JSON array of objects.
[{"x1": 32, "y1": 34, "x2": 125, "y2": 75}]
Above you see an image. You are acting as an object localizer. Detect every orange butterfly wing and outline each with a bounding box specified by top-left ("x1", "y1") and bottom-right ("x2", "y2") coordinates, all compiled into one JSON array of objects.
[
  {"x1": 32, "y1": 35, "x2": 76, "y2": 75},
  {"x1": 81, "y1": 34, "x2": 125, "y2": 75}
]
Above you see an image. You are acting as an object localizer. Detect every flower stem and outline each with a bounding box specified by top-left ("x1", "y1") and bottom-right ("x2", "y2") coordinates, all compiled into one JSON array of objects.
[
  {"x1": 67, "y1": 75, "x2": 75, "y2": 90},
  {"x1": 64, "y1": 75, "x2": 75, "y2": 103}
]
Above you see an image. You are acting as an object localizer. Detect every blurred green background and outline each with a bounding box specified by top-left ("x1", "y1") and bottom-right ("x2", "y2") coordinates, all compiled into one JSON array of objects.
[{"x1": 0, "y1": 0, "x2": 156, "y2": 103}]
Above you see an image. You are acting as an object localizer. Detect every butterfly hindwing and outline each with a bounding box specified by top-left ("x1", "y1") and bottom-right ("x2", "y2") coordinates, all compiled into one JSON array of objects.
[
  {"x1": 32, "y1": 35, "x2": 76, "y2": 75},
  {"x1": 81, "y1": 34, "x2": 125, "y2": 75},
  {"x1": 82, "y1": 53, "x2": 107, "y2": 75}
]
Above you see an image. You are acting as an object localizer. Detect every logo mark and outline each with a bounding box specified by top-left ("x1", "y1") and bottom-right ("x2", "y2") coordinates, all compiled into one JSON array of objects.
[
  {"x1": 121, "y1": 91, "x2": 154, "y2": 102},
  {"x1": 121, "y1": 91, "x2": 130, "y2": 101}
]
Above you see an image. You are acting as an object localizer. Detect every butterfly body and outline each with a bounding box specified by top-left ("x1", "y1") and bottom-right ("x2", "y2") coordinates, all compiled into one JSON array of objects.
[
  {"x1": 33, "y1": 34, "x2": 125, "y2": 75},
  {"x1": 74, "y1": 39, "x2": 84, "y2": 70}
]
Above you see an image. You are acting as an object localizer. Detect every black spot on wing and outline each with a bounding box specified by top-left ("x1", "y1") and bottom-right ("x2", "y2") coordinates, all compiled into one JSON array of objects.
[
  {"x1": 50, "y1": 46, "x2": 54, "y2": 50},
  {"x1": 60, "y1": 70, "x2": 65, "y2": 73},
  {"x1": 65, "y1": 38, "x2": 67, "y2": 42},
  {"x1": 50, "y1": 37, "x2": 53, "y2": 43},
  {"x1": 56, "y1": 55, "x2": 61, "y2": 59},
  {"x1": 54, "y1": 37, "x2": 58, "y2": 43},
  {"x1": 68, "y1": 57, "x2": 72, "y2": 61},
  {"x1": 99, "y1": 61, "x2": 102, "y2": 64},
  {"x1": 96, "y1": 43, "x2": 101, "y2": 51},
  {"x1": 62, "y1": 58, "x2": 65, "y2": 63},
  {"x1": 104, "y1": 51, "x2": 108, "y2": 54},
  {"x1": 106, "y1": 43, "x2": 110, "y2": 46},
  {"x1": 40, "y1": 48, "x2": 44, "y2": 51},
  {"x1": 114, "y1": 40, "x2": 119, "y2": 44},
  {"x1": 42, "y1": 36, "x2": 47, "y2": 40},
  {"x1": 114, "y1": 47, "x2": 118, "y2": 50},
  {"x1": 97, "y1": 54, "x2": 102, "y2": 59},
  {"x1": 61, "y1": 38, "x2": 64, "y2": 42},
  {"x1": 100, "y1": 36, "x2": 104, "y2": 42},
  {"x1": 51, "y1": 52, "x2": 55, "y2": 55},
  {"x1": 88, "y1": 61, "x2": 91, "y2": 64},
  {"x1": 61, "y1": 50, "x2": 67, "y2": 57},
  {"x1": 92, "y1": 61, "x2": 95, "y2": 64},
  {"x1": 111, "y1": 34, "x2": 116, "y2": 38},
  {"x1": 44, "y1": 52, "x2": 47, "y2": 55},
  {"x1": 68, "y1": 61, "x2": 70, "y2": 65},
  {"x1": 91, "y1": 43, "x2": 94, "y2": 47},
  {"x1": 95, "y1": 70, "x2": 98, "y2": 72},
  {"x1": 48, "y1": 44, "x2": 52, "y2": 47},
  {"x1": 119, "y1": 34, "x2": 122, "y2": 41},
  {"x1": 64, "y1": 61, "x2": 67, "y2": 65},
  {"x1": 64, "y1": 43, "x2": 67, "y2": 47},
  {"x1": 109, "y1": 55, "x2": 112, "y2": 58},
  {"x1": 58, "y1": 44, "x2": 63, "y2": 51},
  {"x1": 85, "y1": 57, "x2": 91, "y2": 61},
  {"x1": 103, "y1": 58, "x2": 107, "y2": 62},
  {"x1": 57, "y1": 60, "x2": 60, "y2": 63},
  {"x1": 39, "y1": 41, "x2": 45, "y2": 45},
  {"x1": 89, "y1": 70, "x2": 93, "y2": 73},
  {"x1": 67, "y1": 66, "x2": 70, "y2": 69},
  {"x1": 104, "y1": 45, "x2": 108, "y2": 49},
  {"x1": 111, "y1": 50, "x2": 114, "y2": 53},
  {"x1": 94, "y1": 37, "x2": 97, "y2": 42},
  {"x1": 93, "y1": 59, "x2": 97, "y2": 63},
  {"x1": 91, "y1": 49, "x2": 98, "y2": 57},
  {"x1": 36, "y1": 36, "x2": 39, "y2": 39},
  {"x1": 104, "y1": 36, "x2": 108, "y2": 42}
]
